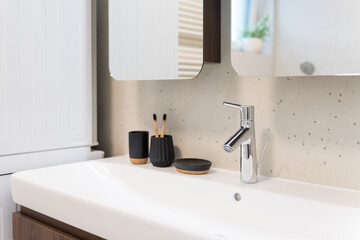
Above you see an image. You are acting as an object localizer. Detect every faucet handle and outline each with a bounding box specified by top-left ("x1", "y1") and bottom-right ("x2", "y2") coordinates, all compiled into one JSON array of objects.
[
  {"x1": 257, "y1": 140, "x2": 270, "y2": 167},
  {"x1": 223, "y1": 102, "x2": 242, "y2": 109},
  {"x1": 223, "y1": 102, "x2": 254, "y2": 121}
]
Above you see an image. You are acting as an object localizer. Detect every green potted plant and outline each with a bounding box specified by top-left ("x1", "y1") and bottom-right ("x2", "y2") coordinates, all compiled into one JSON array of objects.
[{"x1": 242, "y1": 15, "x2": 270, "y2": 53}]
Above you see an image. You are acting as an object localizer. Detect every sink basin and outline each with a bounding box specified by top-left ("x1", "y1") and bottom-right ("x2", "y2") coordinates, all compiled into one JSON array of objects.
[{"x1": 12, "y1": 156, "x2": 360, "y2": 240}]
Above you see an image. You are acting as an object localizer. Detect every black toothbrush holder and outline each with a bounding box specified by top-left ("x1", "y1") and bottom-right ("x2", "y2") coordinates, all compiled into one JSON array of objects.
[
  {"x1": 149, "y1": 135, "x2": 175, "y2": 167},
  {"x1": 129, "y1": 131, "x2": 149, "y2": 164}
]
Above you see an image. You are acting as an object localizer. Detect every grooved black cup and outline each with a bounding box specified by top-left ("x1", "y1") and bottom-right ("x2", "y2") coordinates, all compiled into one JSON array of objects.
[
  {"x1": 149, "y1": 135, "x2": 175, "y2": 167},
  {"x1": 129, "y1": 131, "x2": 149, "y2": 164}
]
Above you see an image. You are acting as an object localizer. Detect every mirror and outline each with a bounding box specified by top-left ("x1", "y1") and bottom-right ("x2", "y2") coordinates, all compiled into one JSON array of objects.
[
  {"x1": 109, "y1": 0, "x2": 203, "y2": 81},
  {"x1": 231, "y1": 0, "x2": 360, "y2": 77}
]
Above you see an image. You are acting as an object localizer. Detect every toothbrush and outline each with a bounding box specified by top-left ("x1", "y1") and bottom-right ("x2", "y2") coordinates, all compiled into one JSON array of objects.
[
  {"x1": 153, "y1": 114, "x2": 159, "y2": 138},
  {"x1": 160, "y1": 114, "x2": 167, "y2": 138}
]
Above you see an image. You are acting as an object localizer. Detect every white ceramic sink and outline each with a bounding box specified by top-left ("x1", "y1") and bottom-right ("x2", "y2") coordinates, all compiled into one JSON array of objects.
[{"x1": 12, "y1": 156, "x2": 360, "y2": 240}]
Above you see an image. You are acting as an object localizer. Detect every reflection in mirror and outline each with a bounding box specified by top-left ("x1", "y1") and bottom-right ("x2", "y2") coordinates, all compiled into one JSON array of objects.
[
  {"x1": 231, "y1": 0, "x2": 274, "y2": 76},
  {"x1": 109, "y1": 0, "x2": 203, "y2": 81},
  {"x1": 231, "y1": 0, "x2": 360, "y2": 77}
]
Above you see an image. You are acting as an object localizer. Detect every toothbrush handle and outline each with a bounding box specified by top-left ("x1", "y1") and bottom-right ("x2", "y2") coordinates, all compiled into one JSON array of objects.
[
  {"x1": 160, "y1": 120, "x2": 166, "y2": 138},
  {"x1": 154, "y1": 122, "x2": 159, "y2": 138}
]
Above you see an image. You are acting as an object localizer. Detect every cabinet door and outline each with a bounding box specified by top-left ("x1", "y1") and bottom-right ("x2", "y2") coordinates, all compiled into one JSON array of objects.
[
  {"x1": 13, "y1": 213, "x2": 79, "y2": 240},
  {"x1": 0, "y1": 175, "x2": 16, "y2": 240}
]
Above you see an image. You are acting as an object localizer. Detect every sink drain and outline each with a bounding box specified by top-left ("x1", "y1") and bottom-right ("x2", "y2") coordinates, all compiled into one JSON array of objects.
[{"x1": 234, "y1": 193, "x2": 241, "y2": 201}]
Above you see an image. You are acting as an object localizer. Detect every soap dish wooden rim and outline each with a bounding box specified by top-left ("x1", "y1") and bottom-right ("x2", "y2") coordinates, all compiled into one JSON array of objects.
[{"x1": 174, "y1": 158, "x2": 212, "y2": 175}]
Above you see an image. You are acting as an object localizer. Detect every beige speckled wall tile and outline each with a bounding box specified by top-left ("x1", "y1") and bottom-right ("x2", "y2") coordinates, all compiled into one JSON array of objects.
[{"x1": 96, "y1": 0, "x2": 360, "y2": 190}]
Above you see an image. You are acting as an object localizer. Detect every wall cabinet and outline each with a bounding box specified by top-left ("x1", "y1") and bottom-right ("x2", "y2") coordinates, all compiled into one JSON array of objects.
[{"x1": 0, "y1": 175, "x2": 16, "y2": 240}]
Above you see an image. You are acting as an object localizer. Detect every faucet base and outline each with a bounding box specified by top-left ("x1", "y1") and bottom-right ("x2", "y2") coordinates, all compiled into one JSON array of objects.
[{"x1": 241, "y1": 177, "x2": 258, "y2": 184}]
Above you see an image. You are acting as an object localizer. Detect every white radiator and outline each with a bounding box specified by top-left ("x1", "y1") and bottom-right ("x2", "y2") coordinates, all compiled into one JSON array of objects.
[
  {"x1": 0, "y1": 1, "x2": 98, "y2": 239},
  {"x1": 0, "y1": 0, "x2": 96, "y2": 157}
]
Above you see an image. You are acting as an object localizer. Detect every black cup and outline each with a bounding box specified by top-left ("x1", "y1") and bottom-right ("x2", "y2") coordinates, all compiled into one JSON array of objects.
[
  {"x1": 129, "y1": 131, "x2": 149, "y2": 164},
  {"x1": 149, "y1": 135, "x2": 175, "y2": 167}
]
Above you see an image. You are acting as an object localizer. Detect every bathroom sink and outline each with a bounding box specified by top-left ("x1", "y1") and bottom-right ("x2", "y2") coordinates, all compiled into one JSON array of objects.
[{"x1": 12, "y1": 156, "x2": 360, "y2": 240}]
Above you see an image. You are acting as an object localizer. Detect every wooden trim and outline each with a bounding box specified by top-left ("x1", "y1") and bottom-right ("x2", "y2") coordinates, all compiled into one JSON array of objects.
[
  {"x1": 203, "y1": 0, "x2": 221, "y2": 63},
  {"x1": 130, "y1": 157, "x2": 148, "y2": 164},
  {"x1": 176, "y1": 168, "x2": 209, "y2": 175},
  {"x1": 20, "y1": 207, "x2": 105, "y2": 240}
]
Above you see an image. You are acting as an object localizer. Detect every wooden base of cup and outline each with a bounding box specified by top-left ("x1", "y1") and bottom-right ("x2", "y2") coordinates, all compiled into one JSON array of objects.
[
  {"x1": 175, "y1": 168, "x2": 209, "y2": 175},
  {"x1": 130, "y1": 157, "x2": 148, "y2": 164}
]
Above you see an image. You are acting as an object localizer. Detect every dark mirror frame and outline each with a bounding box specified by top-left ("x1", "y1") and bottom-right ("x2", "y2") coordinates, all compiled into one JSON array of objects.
[{"x1": 204, "y1": 0, "x2": 221, "y2": 63}]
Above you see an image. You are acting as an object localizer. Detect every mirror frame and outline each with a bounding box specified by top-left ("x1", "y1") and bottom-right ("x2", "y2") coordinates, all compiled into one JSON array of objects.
[{"x1": 204, "y1": 0, "x2": 221, "y2": 63}]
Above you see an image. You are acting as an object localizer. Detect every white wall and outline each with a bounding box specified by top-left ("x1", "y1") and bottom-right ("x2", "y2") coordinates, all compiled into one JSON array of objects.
[{"x1": 97, "y1": 0, "x2": 360, "y2": 190}]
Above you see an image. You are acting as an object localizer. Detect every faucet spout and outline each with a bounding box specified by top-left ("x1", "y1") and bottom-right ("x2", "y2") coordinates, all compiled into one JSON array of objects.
[{"x1": 223, "y1": 127, "x2": 250, "y2": 153}]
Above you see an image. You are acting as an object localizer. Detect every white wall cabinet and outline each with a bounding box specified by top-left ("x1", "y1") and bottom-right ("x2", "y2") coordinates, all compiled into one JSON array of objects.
[{"x1": 0, "y1": 175, "x2": 16, "y2": 240}]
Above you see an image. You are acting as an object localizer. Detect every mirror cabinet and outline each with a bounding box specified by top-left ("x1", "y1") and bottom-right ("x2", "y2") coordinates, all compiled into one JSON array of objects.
[
  {"x1": 109, "y1": 0, "x2": 220, "y2": 81},
  {"x1": 231, "y1": 0, "x2": 360, "y2": 77}
]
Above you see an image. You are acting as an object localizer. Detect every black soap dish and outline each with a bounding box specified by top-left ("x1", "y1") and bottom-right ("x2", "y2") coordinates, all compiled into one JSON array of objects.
[{"x1": 174, "y1": 158, "x2": 212, "y2": 175}]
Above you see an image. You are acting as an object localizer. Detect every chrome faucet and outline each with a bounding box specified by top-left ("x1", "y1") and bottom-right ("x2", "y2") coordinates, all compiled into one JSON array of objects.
[{"x1": 223, "y1": 102, "x2": 266, "y2": 184}]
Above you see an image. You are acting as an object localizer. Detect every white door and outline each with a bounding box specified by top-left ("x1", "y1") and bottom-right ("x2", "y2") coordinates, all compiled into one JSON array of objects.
[{"x1": 0, "y1": 175, "x2": 16, "y2": 240}]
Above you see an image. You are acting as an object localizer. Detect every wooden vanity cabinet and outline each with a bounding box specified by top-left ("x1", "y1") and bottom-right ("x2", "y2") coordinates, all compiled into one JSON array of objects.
[
  {"x1": 13, "y1": 212, "x2": 78, "y2": 240},
  {"x1": 13, "y1": 207, "x2": 104, "y2": 240}
]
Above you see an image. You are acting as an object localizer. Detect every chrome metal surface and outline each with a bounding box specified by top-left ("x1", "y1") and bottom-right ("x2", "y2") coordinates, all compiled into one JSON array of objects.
[
  {"x1": 223, "y1": 102, "x2": 254, "y2": 121},
  {"x1": 223, "y1": 102, "x2": 258, "y2": 183}
]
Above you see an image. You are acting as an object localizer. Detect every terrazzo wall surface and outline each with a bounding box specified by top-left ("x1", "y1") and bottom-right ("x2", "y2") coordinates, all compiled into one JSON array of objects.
[{"x1": 96, "y1": 0, "x2": 360, "y2": 190}]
